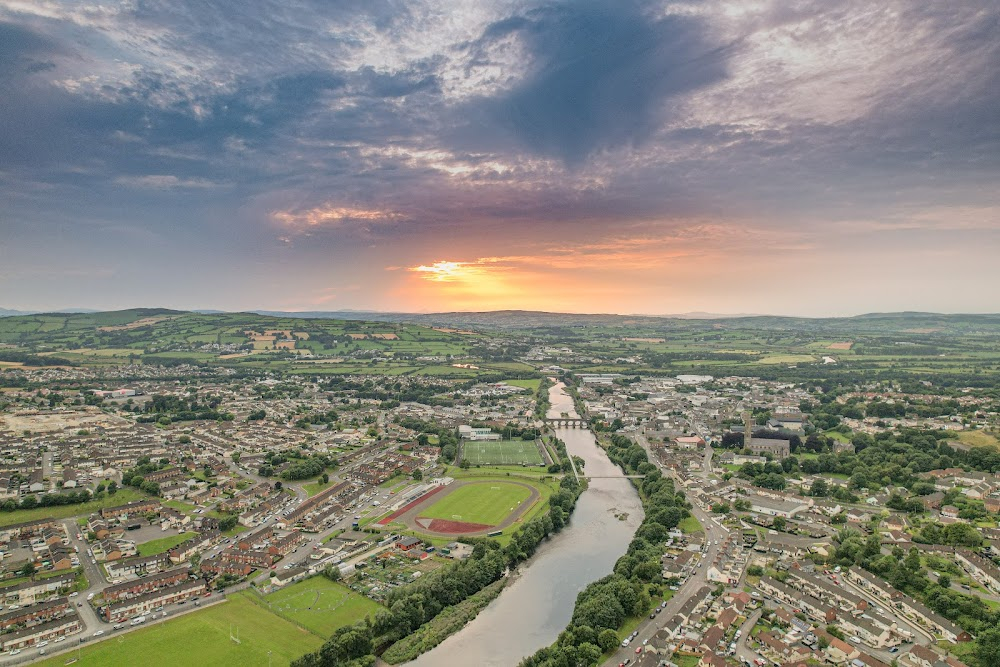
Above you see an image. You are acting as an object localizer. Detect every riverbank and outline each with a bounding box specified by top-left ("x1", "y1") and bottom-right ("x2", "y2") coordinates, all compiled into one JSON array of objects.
[
  {"x1": 398, "y1": 382, "x2": 643, "y2": 666},
  {"x1": 518, "y1": 433, "x2": 691, "y2": 667}
]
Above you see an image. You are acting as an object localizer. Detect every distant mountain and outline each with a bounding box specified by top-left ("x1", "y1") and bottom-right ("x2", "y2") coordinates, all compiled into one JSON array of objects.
[{"x1": 0, "y1": 309, "x2": 33, "y2": 317}]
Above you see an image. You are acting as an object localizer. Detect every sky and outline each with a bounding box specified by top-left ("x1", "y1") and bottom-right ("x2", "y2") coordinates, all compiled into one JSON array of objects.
[{"x1": 1, "y1": 0, "x2": 998, "y2": 317}]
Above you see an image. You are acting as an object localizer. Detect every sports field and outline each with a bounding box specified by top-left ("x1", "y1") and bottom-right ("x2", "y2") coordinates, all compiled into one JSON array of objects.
[
  {"x1": 463, "y1": 439, "x2": 543, "y2": 466},
  {"x1": 419, "y1": 482, "x2": 533, "y2": 526},
  {"x1": 37, "y1": 592, "x2": 322, "y2": 667},
  {"x1": 264, "y1": 577, "x2": 381, "y2": 636}
]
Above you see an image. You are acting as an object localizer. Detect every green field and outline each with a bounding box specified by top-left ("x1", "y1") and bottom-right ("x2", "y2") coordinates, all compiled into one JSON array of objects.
[
  {"x1": 503, "y1": 378, "x2": 542, "y2": 391},
  {"x1": 420, "y1": 482, "x2": 533, "y2": 526},
  {"x1": 955, "y1": 430, "x2": 1000, "y2": 449},
  {"x1": 462, "y1": 439, "x2": 544, "y2": 466},
  {"x1": 0, "y1": 489, "x2": 147, "y2": 527},
  {"x1": 262, "y1": 576, "x2": 382, "y2": 636},
  {"x1": 137, "y1": 532, "x2": 197, "y2": 557},
  {"x1": 37, "y1": 592, "x2": 322, "y2": 667},
  {"x1": 678, "y1": 515, "x2": 702, "y2": 534}
]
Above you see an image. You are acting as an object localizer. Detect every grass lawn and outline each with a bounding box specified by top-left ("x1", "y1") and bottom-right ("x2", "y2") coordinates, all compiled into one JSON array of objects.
[
  {"x1": 824, "y1": 430, "x2": 852, "y2": 443},
  {"x1": 419, "y1": 482, "x2": 533, "y2": 526},
  {"x1": 502, "y1": 378, "x2": 541, "y2": 391},
  {"x1": 261, "y1": 576, "x2": 382, "y2": 636},
  {"x1": 137, "y1": 532, "x2": 197, "y2": 557},
  {"x1": 37, "y1": 592, "x2": 322, "y2": 667},
  {"x1": 303, "y1": 480, "x2": 333, "y2": 497},
  {"x1": 672, "y1": 655, "x2": 700, "y2": 667},
  {"x1": 955, "y1": 430, "x2": 1000, "y2": 449},
  {"x1": 678, "y1": 515, "x2": 702, "y2": 534},
  {"x1": 462, "y1": 439, "x2": 544, "y2": 466},
  {"x1": 0, "y1": 489, "x2": 147, "y2": 527}
]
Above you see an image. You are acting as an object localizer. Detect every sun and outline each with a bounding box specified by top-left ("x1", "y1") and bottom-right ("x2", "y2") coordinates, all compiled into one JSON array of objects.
[{"x1": 409, "y1": 261, "x2": 469, "y2": 282}]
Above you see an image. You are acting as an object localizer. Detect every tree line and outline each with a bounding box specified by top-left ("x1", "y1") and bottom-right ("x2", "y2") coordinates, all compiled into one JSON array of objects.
[{"x1": 292, "y1": 475, "x2": 583, "y2": 667}]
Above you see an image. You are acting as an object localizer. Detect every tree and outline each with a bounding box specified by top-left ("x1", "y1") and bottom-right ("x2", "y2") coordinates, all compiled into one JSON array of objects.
[
  {"x1": 772, "y1": 516, "x2": 787, "y2": 531},
  {"x1": 597, "y1": 629, "x2": 619, "y2": 652},
  {"x1": 975, "y1": 627, "x2": 1000, "y2": 667},
  {"x1": 19, "y1": 562, "x2": 36, "y2": 578},
  {"x1": 321, "y1": 473, "x2": 329, "y2": 484},
  {"x1": 218, "y1": 515, "x2": 239, "y2": 532},
  {"x1": 323, "y1": 565, "x2": 342, "y2": 582},
  {"x1": 412, "y1": 469, "x2": 423, "y2": 481},
  {"x1": 274, "y1": 481, "x2": 283, "y2": 491}
]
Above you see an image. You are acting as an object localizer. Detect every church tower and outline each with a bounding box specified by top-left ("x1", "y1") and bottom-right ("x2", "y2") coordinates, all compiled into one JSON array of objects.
[{"x1": 743, "y1": 410, "x2": 754, "y2": 446}]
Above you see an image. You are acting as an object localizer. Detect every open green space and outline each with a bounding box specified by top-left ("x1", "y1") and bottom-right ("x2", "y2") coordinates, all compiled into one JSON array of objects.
[
  {"x1": 503, "y1": 378, "x2": 542, "y2": 391},
  {"x1": 137, "y1": 531, "x2": 197, "y2": 557},
  {"x1": 678, "y1": 515, "x2": 702, "y2": 534},
  {"x1": 0, "y1": 489, "x2": 147, "y2": 527},
  {"x1": 261, "y1": 576, "x2": 382, "y2": 637},
  {"x1": 36, "y1": 592, "x2": 321, "y2": 667},
  {"x1": 955, "y1": 430, "x2": 1000, "y2": 449},
  {"x1": 462, "y1": 439, "x2": 544, "y2": 466},
  {"x1": 419, "y1": 481, "x2": 533, "y2": 526}
]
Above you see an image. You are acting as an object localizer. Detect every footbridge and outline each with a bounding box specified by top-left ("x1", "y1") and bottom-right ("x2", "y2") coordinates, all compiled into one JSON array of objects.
[{"x1": 580, "y1": 475, "x2": 647, "y2": 480}]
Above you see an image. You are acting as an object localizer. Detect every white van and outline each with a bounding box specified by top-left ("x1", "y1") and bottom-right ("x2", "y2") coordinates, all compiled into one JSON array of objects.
[{"x1": 130, "y1": 616, "x2": 147, "y2": 626}]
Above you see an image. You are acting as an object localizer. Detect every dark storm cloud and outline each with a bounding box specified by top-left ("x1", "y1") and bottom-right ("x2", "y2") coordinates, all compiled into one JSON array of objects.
[
  {"x1": 2, "y1": 0, "x2": 1000, "y2": 313},
  {"x1": 0, "y1": 22, "x2": 58, "y2": 78},
  {"x1": 458, "y1": 0, "x2": 731, "y2": 164}
]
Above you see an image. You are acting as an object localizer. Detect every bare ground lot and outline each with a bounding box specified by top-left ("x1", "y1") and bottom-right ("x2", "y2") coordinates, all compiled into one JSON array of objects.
[{"x1": 0, "y1": 409, "x2": 129, "y2": 433}]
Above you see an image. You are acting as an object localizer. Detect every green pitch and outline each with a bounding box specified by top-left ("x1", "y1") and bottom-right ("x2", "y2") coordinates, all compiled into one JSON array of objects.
[
  {"x1": 420, "y1": 482, "x2": 533, "y2": 526},
  {"x1": 264, "y1": 577, "x2": 381, "y2": 636},
  {"x1": 36, "y1": 592, "x2": 322, "y2": 667},
  {"x1": 462, "y1": 439, "x2": 543, "y2": 466}
]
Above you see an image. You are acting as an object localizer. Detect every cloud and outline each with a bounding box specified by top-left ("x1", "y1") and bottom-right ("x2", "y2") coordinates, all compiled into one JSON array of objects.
[
  {"x1": 114, "y1": 175, "x2": 222, "y2": 189},
  {"x1": 273, "y1": 204, "x2": 403, "y2": 229},
  {"x1": 454, "y1": 0, "x2": 732, "y2": 163}
]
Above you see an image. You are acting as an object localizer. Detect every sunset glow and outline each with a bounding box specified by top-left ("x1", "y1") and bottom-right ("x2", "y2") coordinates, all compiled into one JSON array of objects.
[{"x1": 1, "y1": 2, "x2": 997, "y2": 315}]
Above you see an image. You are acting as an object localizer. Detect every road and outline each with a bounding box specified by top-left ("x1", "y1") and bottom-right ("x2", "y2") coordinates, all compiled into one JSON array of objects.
[{"x1": 603, "y1": 435, "x2": 733, "y2": 666}]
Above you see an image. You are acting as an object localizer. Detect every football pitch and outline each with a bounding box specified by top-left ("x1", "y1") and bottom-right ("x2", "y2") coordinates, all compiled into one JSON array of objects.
[
  {"x1": 264, "y1": 577, "x2": 381, "y2": 636},
  {"x1": 420, "y1": 482, "x2": 534, "y2": 526},
  {"x1": 462, "y1": 439, "x2": 544, "y2": 466}
]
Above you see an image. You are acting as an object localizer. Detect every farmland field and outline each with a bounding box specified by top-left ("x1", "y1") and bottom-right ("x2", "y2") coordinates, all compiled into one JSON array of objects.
[
  {"x1": 420, "y1": 482, "x2": 533, "y2": 526},
  {"x1": 262, "y1": 576, "x2": 382, "y2": 636},
  {"x1": 36, "y1": 592, "x2": 322, "y2": 667},
  {"x1": 462, "y1": 439, "x2": 544, "y2": 466}
]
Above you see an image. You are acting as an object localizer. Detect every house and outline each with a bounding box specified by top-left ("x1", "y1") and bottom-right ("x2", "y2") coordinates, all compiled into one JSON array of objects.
[
  {"x1": 954, "y1": 548, "x2": 1000, "y2": 594},
  {"x1": 396, "y1": 536, "x2": 422, "y2": 551},
  {"x1": 0, "y1": 597, "x2": 70, "y2": 631},
  {"x1": 101, "y1": 579, "x2": 205, "y2": 623},
  {"x1": 0, "y1": 611, "x2": 81, "y2": 651},
  {"x1": 270, "y1": 566, "x2": 309, "y2": 587},
  {"x1": 675, "y1": 436, "x2": 706, "y2": 450},
  {"x1": 698, "y1": 652, "x2": 727, "y2": 667},
  {"x1": 101, "y1": 568, "x2": 190, "y2": 603},
  {"x1": 899, "y1": 645, "x2": 942, "y2": 667},
  {"x1": 700, "y1": 625, "x2": 725, "y2": 651}
]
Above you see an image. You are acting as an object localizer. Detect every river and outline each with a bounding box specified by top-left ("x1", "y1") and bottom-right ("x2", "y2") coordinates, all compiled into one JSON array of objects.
[{"x1": 405, "y1": 381, "x2": 643, "y2": 667}]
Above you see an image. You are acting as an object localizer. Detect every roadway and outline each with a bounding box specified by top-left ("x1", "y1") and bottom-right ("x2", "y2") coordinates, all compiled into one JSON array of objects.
[{"x1": 604, "y1": 434, "x2": 736, "y2": 666}]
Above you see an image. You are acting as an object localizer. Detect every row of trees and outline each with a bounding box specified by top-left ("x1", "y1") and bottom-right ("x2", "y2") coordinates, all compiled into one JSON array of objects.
[
  {"x1": 292, "y1": 475, "x2": 584, "y2": 667},
  {"x1": 519, "y1": 434, "x2": 691, "y2": 667}
]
